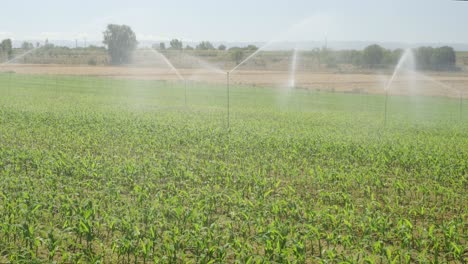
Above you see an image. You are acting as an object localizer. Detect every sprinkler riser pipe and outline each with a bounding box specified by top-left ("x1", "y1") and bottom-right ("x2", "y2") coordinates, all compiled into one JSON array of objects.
[
  {"x1": 460, "y1": 93, "x2": 463, "y2": 121},
  {"x1": 384, "y1": 91, "x2": 389, "y2": 127},
  {"x1": 184, "y1": 80, "x2": 187, "y2": 107},
  {"x1": 227, "y1": 72, "x2": 230, "y2": 129}
]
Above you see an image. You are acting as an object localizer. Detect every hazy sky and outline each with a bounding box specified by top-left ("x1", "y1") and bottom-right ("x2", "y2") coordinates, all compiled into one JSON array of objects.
[{"x1": 1, "y1": 0, "x2": 467, "y2": 44}]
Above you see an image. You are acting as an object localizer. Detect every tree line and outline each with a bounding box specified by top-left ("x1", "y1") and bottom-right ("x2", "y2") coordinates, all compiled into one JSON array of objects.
[
  {"x1": 154, "y1": 39, "x2": 258, "y2": 53},
  {"x1": 0, "y1": 24, "x2": 460, "y2": 71},
  {"x1": 102, "y1": 25, "x2": 458, "y2": 71},
  {"x1": 317, "y1": 44, "x2": 457, "y2": 71}
]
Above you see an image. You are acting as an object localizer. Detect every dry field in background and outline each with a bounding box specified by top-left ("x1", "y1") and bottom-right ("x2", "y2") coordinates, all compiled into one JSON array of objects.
[{"x1": 1, "y1": 64, "x2": 467, "y2": 97}]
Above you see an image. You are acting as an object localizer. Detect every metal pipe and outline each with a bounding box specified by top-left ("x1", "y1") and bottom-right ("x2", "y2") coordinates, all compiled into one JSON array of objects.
[
  {"x1": 384, "y1": 91, "x2": 389, "y2": 126},
  {"x1": 460, "y1": 92, "x2": 463, "y2": 121},
  {"x1": 227, "y1": 72, "x2": 230, "y2": 129},
  {"x1": 184, "y1": 80, "x2": 187, "y2": 107}
]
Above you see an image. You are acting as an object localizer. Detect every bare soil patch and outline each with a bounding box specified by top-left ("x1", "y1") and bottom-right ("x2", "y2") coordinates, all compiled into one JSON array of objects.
[{"x1": 1, "y1": 64, "x2": 467, "y2": 97}]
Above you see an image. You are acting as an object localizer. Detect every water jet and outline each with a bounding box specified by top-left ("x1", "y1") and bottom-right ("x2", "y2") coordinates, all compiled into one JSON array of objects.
[
  {"x1": 288, "y1": 48, "x2": 299, "y2": 89},
  {"x1": 384, "y1": 49, "x2": 415, "y2": 125},
  {"x1": 1, "y1": 46, "x2": 41, "y2": 65},
  {"x1": 150, "y1": 48, "x2": 185, "y2": 81}
]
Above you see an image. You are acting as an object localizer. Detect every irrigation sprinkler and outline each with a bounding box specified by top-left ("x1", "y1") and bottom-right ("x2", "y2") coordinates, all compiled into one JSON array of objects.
[
  {"x1": 45, "y1": 74, "x2": 49, "y2": 90},
  {"x1": 460, "y1": 91, "x2": 463, "y2": 121},
  {"x1": 227, "y1": 71, "x2": 230, "y2": 129},
  {"x1": 8, "y1": 71, "x2": 12, "y2": 90},
  {"x1": 384, "y1": 91, "x2": 389, "y2": 127},
  {"x1": 184, "y1": 80, "x2": 187, "y2": 107}
]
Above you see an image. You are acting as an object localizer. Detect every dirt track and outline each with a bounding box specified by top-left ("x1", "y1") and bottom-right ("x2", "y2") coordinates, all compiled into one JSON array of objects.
[{"x1": 1, "y1": 64, "x2": 467, "y2": 97}]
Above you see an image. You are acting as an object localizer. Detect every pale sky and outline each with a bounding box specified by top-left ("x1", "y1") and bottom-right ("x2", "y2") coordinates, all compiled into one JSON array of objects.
[{"x1": 0, "y1": 0, "x2": 467, "y2": 44}]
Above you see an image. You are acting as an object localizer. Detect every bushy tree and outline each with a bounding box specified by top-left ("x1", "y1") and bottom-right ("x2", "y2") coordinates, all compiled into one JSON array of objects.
[
  {"x1": 383, "y1": 49, "x2": 403, "y2": 66},
  {"x1": 170, "y1": 39, "x2": 183, "y2": 50},
  {"x1": 21, "y1": 41, "x2": 34, "y2": 50},
  {"x1": 246, "y1": 45, "x2": 258, "y2": 51},
  {"x1": 196, "y1": 41, "x2": 215, "y2": 50},
  {"x1": 337, "y1": 50, "x2": 364, "y2": 66},
  {"x1": 218, "y1": 44, "x2": 226, "y2": 51},
  {"x1": 43, "y1": 39, "x2": 55, "y2": 49},
  {"x1": 415, "y1": 47, "x2": 434, "y2": 70},
  {"x1": 1, "y1": 39, "x2": 13, "y2": 60},
  {"x1": 362, "y1": 44, "x2": 384, "y2": 68},
  {"x1": 350, "y1": 50, "x2": 363, "y2": 66},
  {"x1": 430, "y1": 46, "x2": 456, "y2": 70},
  {"x1": 415, "y1": 46, "x2": 456, "y2": 71},
  {"x1": 319, "y1": 48, "x2": 332, "y2": 66},
  {"x1": 103, "y1": 24, "x2": 138, "y2": 65},
  {"x1": 230, "y1": 48, "x2": 244, "y2": 65}
]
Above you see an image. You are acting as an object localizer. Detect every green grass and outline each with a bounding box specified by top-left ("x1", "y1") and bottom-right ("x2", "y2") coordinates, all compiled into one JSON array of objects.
[{"x1": 0, "y1": 73, "x2": 467, "y2": 263}]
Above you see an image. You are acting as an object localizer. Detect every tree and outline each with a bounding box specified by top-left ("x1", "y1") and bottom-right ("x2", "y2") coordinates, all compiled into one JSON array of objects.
[
  {"x1": 218, "y1": 44, "x2": 226, "y2": 51},
  {"x1": 337, "y1": 50, "x2": 363, "y2": 66},
  {"x1": 185, "y1": 45, "x2": 194, "y2": 50},
  {"x1": 196, "y1": 41, "x2": 215, "y2": 50},
  {"x1": 415, "y1": 47, "x2": 434, "y2": 70},
  {"x1": 21, "y1": 41, "x2": 34, "y2": 50},
  {"x1": 246, "y1": 45, "x2": 258, "y2": 51},
  {"x1": 170, "y1": 39, "x2": 183, "y2": 50},
  {"x1": 383, "y1": 49, "x2": 403, "y2": 66},
  {"x1": 230, "y1": 48, "x2": 244, "y2": 65},
  {"x1": 44, "y1": 39, "x2": 55, "y2": 49},
  {"x1": 103, "y1": 24, "x2": 138, "y2": 65},
  {"x1": 415, "y1": 46, "x2": 456, "y2": 71},
  {"x1": 362, "y1": 44, "x2": 384, "y2": 68},
  {"x1": 1, "y1": 39, "x2": 13, "y2": 60},
  {"x1": 319, "y1": 47, "x2": 331, "y2": 67},
  {"x1": 350, "y1": 50, "x2": 363, "y2": 66},
  {"x1": 311, "y1": 48, "x2": 322, "y2": 66},
  {"x1": 430, "y1": 46, "x2": 456, "y2": 70}
]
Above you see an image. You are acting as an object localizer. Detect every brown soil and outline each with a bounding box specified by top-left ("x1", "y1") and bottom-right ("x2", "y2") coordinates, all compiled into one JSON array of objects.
[{"x1": 1, "y1": 64, "x2": 467, "y2": 97}]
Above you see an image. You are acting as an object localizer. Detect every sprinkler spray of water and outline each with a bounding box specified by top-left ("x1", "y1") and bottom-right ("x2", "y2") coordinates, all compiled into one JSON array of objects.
[
  {"x1": 1, "y1": 46, "x2": 43, "y2": 94},
  {"x1": 414, "y1": 74, "x2": 464, "y2": 122},
  {"x1": 150, "y1": 48, "x2": 188, "y2": 106},
  {"x1": 224, "y1": 17, "x2": 322, "y2": 128},
  {"x1": 0, "y1": 46, "x2": 41, "y2": 65},
  {"x1": 384, "y1": 48, "x2": 464, "y2": 125},
  {"x1": 384, "y1": 49, "x2": 415, "y2": 126},
  {"x1": 289, "y1": 48, "x2": 299, "y2": 90},
  {"x1": 150, "y1": 49, "x2": 185, "y2": 81},
  {"x1": 225, "y1": 40, "x2": 280, "y2": 128}
]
